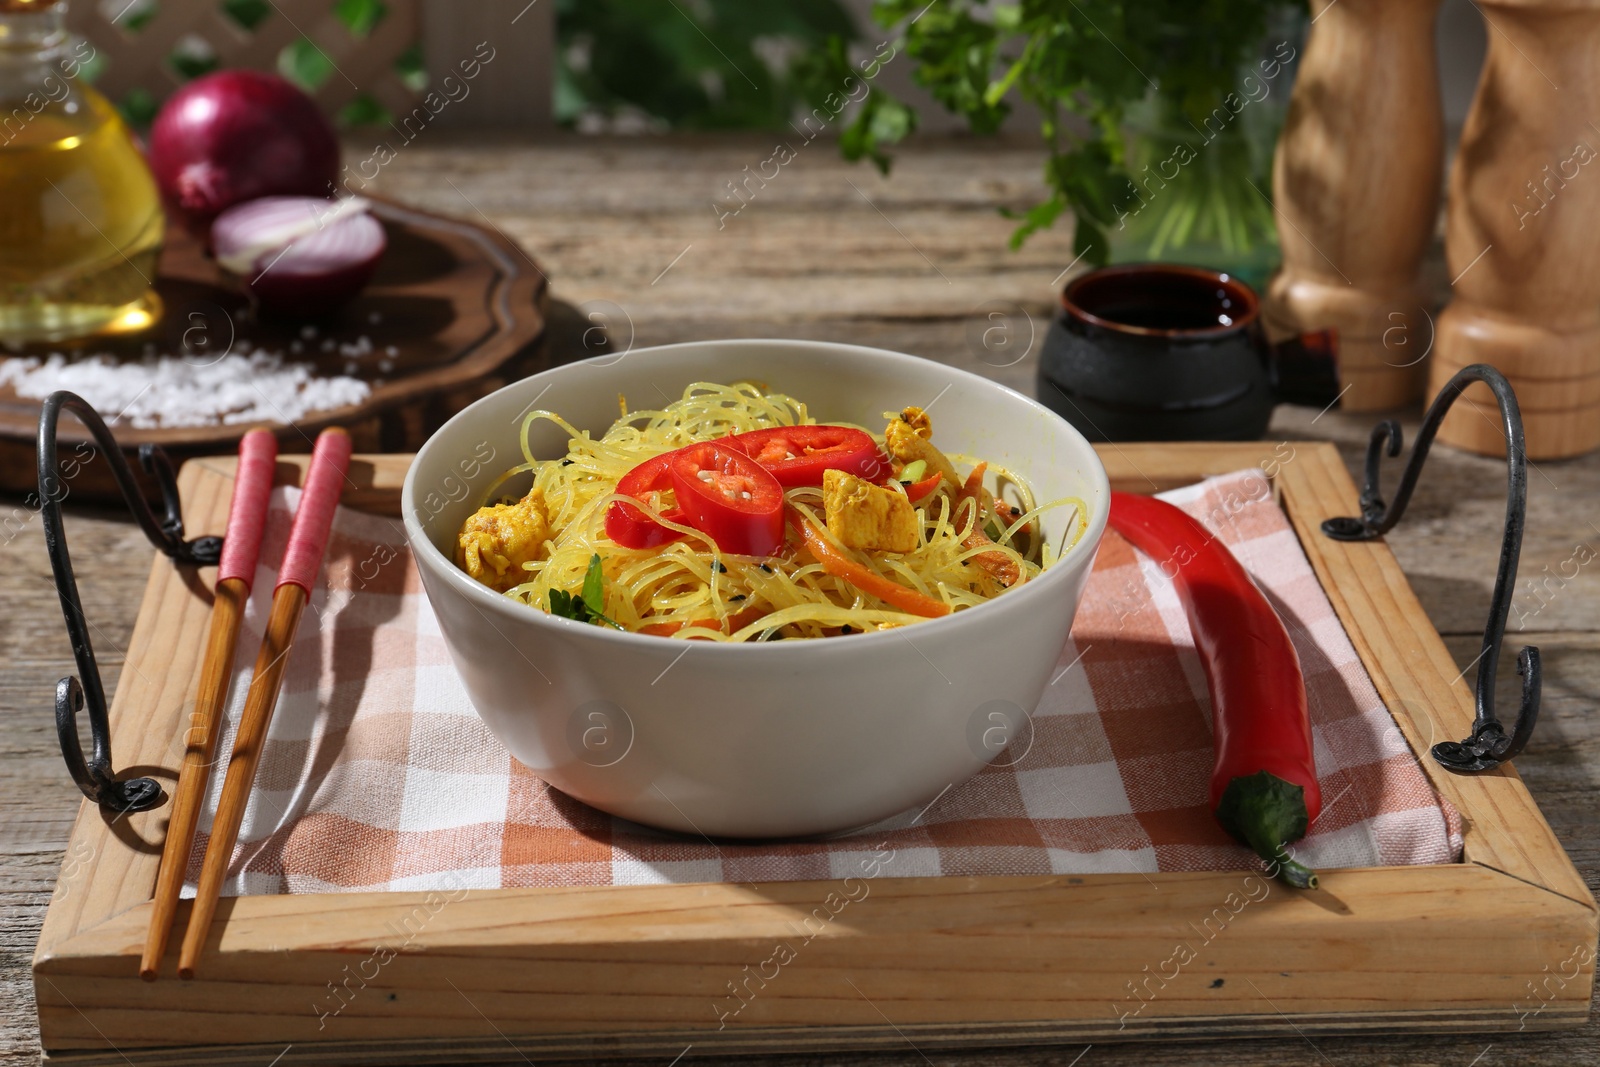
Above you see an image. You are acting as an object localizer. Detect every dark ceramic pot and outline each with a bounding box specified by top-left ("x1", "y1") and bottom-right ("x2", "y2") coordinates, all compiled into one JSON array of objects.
[{"x1": 1037, "y1": 263, "x2": 1338, "y2": 442}]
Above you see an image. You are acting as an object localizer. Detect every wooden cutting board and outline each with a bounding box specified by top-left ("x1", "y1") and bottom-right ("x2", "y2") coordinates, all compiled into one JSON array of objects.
[{"x1": 0, "y1": 196, "x2": 547, "y2": 499}]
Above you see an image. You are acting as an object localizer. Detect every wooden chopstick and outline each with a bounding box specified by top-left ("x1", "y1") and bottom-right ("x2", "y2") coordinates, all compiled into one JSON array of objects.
[
  {"x1": 177, "y1": 428, "x2": 352, "y2": 980},
  {"x1": 140, "y1": 429, "x2": 277, "y2": 981}
]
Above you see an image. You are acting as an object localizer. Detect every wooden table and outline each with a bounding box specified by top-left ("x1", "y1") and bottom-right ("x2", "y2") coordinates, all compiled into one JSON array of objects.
[{"x1": 3, "y1": 135, "x2": 1596, "y2": 1066}]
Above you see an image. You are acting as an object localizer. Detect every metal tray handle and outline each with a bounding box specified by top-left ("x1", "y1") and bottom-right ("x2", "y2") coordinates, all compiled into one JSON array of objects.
[
  {"x1": 1321, "y1": 364, "x2": 1538, "y2": 773},
  {"x1": 38, "y1": 391, "x2": 223, "y2": 813}
]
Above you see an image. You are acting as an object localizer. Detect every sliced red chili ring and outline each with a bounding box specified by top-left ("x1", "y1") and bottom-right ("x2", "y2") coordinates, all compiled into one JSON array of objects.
[
  {"x1": 604, "y1": 450, "x2": 690, "y2": 549},
  {"x1": 723, "y1": 425, "x2": 889, "y2": 487},
  {"x1": 666, "y1": 442, "x2": 786, "y2": 556},
  {"x1": 607, "y1": 425, "x2": 886, "y2": 548}
]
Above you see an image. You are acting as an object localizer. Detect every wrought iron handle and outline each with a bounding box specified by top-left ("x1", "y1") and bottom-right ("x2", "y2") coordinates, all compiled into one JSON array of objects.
[
  {"x1": 1321, "y1": 364, "x2": 1539, "y2": 773},
  {"x1": 39, "y1": 391, "x2": 223, "y2": 813}
]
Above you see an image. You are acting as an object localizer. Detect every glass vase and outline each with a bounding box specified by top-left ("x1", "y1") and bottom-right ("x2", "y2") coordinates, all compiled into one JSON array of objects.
[{"x1": 1105, "y1": 20, "x2": 1303, "y2": 291}]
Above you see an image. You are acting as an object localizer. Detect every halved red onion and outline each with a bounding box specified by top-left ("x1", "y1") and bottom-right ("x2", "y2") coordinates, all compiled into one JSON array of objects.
[
  {"x1": 212, "y1": 196, "x2": 371, "y2": 274},
  {"x1": 211, "y1": 197, "x2": 386, "y2": 318}
]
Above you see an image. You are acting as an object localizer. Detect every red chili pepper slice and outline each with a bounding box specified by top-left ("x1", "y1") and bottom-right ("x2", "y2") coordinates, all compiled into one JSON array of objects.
[
  {"x1": 604, "y1": 450, "x2": 690, "y2": 549},
  {"x1": 1108, "y1": 491, "x2": 1323, "y2": 890},
  {"x1": 723, "y1": 425, "x2": 889, "y2": 487},
  {"x1": 666, "y1": 443, "x2": 786, "y2": 556},
  {"x1": 607, "y1": 425, "x2": 885, "y2": 548}
]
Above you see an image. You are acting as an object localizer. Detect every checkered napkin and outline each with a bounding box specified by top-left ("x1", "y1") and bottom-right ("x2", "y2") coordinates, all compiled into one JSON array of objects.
[{"x1": 183, "y1": 470, "x2": 1461, "y2": 897}]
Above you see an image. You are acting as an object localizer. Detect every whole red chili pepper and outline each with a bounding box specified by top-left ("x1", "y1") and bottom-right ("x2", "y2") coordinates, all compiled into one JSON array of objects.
[{"x1": 1109, "y1": 491, "x2": 1323, "y2": 889}]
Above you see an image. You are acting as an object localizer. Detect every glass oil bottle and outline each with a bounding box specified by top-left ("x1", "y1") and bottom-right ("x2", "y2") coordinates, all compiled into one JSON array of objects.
[{"x1": 0, "y1": 0, "x2": 163, "y2": 347}]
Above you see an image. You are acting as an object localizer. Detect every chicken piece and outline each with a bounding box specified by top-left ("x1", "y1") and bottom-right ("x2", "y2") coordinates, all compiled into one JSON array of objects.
[
  {"x1": 899, "y1": 405, "x2": 933, "y2": 439},
  {"x1": 885, "y1": 413, "x2": 962, "y2": 496},
  {"x1": 885, "y1": 406, "x2": 1003, "y2": 523},
  {"x1": 456, "y1": 490, "x2": 550, "y2": 592},
  {"x1": 823, "y1": 469, "x2": 919, "y2": 554}
]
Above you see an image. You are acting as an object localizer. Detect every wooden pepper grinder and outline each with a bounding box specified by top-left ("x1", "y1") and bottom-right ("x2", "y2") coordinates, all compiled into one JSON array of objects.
[
  {"x1": 1432, "y1": 0, "x2": 1600, "y2": 459},
  {"x1": 1264, "y1": 0, "x2": 1444, "y2": 411}
]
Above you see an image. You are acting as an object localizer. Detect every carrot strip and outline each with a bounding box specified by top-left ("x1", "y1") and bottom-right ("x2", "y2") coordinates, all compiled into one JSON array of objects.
[
  {"x1": 955, "y1": 462, "x2": 1021, "y2": 587},
  {"x1": 791, "y1": 509, "x2": 950, "y2": 618},
  {"x1": 904, "y1": 471, "x2": 943, "y2": 503}
]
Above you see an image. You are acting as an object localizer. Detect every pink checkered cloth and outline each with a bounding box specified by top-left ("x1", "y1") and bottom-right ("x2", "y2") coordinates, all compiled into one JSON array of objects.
[{"x1": 183, "y1": 469, "x2": 1461, "y2": 897}]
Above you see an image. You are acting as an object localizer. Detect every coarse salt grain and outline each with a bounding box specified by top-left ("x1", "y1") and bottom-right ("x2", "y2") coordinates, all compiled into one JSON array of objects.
[
  {"x1": 0, "y1": 349, "x2": 371, "y2": 429},
  {"x1": 338, "y1": 335, "x2": 373, "y2": 359}
]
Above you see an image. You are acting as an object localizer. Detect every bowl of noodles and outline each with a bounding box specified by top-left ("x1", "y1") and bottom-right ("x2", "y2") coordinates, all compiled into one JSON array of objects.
[{"x1": 403, "y1": 339, "x2": 1109, "y2": 838}]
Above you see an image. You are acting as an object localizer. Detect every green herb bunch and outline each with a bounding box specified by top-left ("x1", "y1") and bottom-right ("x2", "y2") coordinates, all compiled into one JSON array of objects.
[{"x1": 805, "y1": 0, "x2": 1304, "y2": 265}]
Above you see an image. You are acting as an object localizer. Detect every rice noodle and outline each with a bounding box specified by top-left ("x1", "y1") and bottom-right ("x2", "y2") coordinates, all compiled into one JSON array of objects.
[{"x1": 472, "y1": 381, "x2": 1090, "y2": 640}]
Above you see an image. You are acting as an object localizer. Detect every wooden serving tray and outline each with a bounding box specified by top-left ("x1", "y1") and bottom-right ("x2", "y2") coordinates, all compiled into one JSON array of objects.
[
  {"x1": 33, "y1": 444, "x2": 1597, "y2": 1064},
  {"x1": 0, "y1": 196, "x2": 547, "y2": 500}
]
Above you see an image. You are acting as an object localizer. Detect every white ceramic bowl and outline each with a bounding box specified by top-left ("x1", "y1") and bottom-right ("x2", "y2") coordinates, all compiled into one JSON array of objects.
[{"x1": 403, "y1": 339, "x2": 1109, "y2": 838}]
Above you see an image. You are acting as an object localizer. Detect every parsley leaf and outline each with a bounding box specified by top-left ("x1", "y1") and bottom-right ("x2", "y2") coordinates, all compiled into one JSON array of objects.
[
  {"x1": 581, "y1": 553, "x2": 606, "y2": 615},
  {"x1": 547, "y1": 554, "x2": 624, "y2": 629},
  {"x1": 547, "y1": 588, "x2": 585, "y2": 621}
]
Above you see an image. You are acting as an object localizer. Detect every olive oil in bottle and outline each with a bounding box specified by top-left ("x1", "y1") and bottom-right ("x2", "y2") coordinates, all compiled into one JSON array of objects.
[{"x1": 0, "y1": 0, "x2": 163, "y2": 346}]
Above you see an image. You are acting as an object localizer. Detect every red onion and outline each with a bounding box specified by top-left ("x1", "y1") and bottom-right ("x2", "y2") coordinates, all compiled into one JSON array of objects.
[
  {"x1": 149, "y1": 71, "x2": 340, "y2": 234},
  {"x1": 212, "y1": 197, "x2": 386, "y2": 317}
]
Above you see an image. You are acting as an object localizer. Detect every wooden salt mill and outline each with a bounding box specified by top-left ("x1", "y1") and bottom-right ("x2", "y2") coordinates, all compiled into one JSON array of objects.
[
  {"x1": 1264, "y1": 0, "x2": 1444, "y2": 411},
  {"x1": 1431, "y1": 0, "x2": 1600, "y2": 459}
]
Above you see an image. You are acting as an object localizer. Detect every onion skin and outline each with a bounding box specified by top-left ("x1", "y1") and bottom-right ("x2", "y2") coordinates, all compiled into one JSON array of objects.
[{"x1": 149, "y1": 71, "x2": 340, "y2": 235}]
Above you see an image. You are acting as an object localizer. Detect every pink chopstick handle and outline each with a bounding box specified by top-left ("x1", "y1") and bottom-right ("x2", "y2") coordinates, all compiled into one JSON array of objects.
[
  {"x1": 216, "y1": 430, "x2": 279, "y2": 588},
  {"x1": 276, "y1": 429, "x2": 352, "y2": 594}
]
